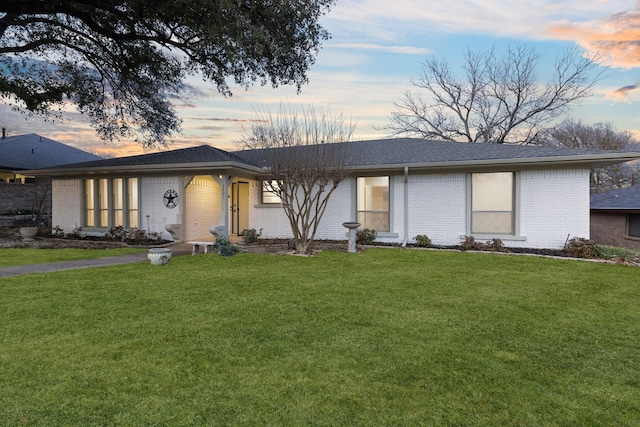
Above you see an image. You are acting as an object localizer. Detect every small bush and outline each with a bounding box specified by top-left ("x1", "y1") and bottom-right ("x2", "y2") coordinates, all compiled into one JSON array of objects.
[
  {"x1": 51, "y1": 225, "x2": 65, "y2": 238},
  {"x1": 564, "y1": 237, "x2": 600, "y2": 259},
  {"x1": 485, "y1": 238, "x2": 507, "y2": 252},
  {"x1": 356, "y1": 228, "x2": 377, "y2": 245},
  {"x1": 107, "y1": 225, "x2": 127, "y2": 241},
  {"x1": 414, "y1": 234, "x2": 432, "y2": 248},
  {"x1": 240, "y1": 228, "x2": 262, "y2": 244},
  {"x1": 214, "y1": 237, "x2": 240, "y2": 256},
  {"x1": 460, "y1": 236, "x2": 484, "y2": 251}
]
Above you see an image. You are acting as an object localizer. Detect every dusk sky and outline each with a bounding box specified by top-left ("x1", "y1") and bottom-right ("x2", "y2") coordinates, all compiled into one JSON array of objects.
[{"x1": 1, "y1": 0, "x2": 639, "y2": 157}]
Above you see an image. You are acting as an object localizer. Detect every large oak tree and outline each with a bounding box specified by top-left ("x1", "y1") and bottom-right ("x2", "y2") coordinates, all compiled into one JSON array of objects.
[{"x1": 0, "y1": 0, "x2": 335, "y2": 147}]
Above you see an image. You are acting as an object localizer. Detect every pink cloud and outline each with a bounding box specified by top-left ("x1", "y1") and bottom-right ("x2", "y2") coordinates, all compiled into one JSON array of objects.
[{"x1": 548, "y1": 2, "x2": 640, "y2": 69}]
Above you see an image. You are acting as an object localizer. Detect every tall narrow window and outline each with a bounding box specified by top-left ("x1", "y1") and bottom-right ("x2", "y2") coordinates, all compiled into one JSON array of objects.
[
  {"x1": 471, "y1": 172, "x2": 514, "y2": 234},
  {"x1": 113, "y1": 178, "x2": 124, "y2": 227},
  {"x1": 85, "y1": 179, "x2": 95, "y2": 227},
  {"x1": 357, "y1": 176, "x2": 390, "y2": 232},
  {"x1": 98, "y1": 179, "x2": 109, "y2": 227},
  {"x1": 128, "y1": 178, "x2": 139, "y2": 228}
]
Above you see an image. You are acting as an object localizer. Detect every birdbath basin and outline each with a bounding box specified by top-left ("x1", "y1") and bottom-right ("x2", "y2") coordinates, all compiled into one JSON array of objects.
[{"x1": 342, "y1": 222, "x2": 361, "y2": 253}]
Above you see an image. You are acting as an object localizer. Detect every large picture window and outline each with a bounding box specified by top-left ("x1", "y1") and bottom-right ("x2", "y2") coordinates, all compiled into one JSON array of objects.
[
  {"x1": 471, "y1": 172, "x2": 515, "y2": 235},
  {"x1": 357, "y1": 176, "x2": 389, "y2": 232},
  {"x1": 85, "y1": 178, "x2": 139, "y2": 228}
]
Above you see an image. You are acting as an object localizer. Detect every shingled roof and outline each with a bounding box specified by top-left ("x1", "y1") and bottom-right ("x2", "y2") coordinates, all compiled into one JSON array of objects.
[
  {"x1": 0, "y1": 133, "x2": 101, "y2": 170},
  {"x1": 591, "y1": 185, "x2": 640, "y2": 210},
  {"x1": 24, "y1": 138, "x2": 640, "y2": 176}
]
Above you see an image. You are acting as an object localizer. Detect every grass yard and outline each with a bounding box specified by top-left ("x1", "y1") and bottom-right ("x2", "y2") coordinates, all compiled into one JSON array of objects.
[
  {"x1": 1, "y1": 248, "x2": 639, "y2": 426},
  {"x1": 0, "y1": 247, "x2": 144, "y2": 267}
]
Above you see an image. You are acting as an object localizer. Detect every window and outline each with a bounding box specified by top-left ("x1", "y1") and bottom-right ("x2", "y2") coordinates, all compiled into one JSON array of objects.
[
  {"x1": 357, "y1": 176, "x2": 389, "y2": 232},
  {"x1": 471, "y1": 172, "x2": 514, "y2": 235},
  {"x1": 628, "y1": 214, "x2": 640, "y2": 238},
  {"x1": 261, "y1": 180, "x2": 281, "y2": 204},
  {"x1": 85, "y1": 178, "x2": 139, "y2": 228},
  {"x1": 128, "y1": 178, "x2": 139, "y2": 228},
  {"x1": 85, "y1": 179, "x2": 95, "y2": 227}
]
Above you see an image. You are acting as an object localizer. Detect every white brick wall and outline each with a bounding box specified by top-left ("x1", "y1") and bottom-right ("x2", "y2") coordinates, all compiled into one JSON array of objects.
[
  {"x1": 185, "y1": 176, "x2": 221, "y2": 240},
  {"x1": 140, "y1": 177, "x2": 181, "y2": 240},
  {"x1": 517, "y1": 169, "x2": 590, "y2": 249},
  {"x1": 52, "y1": 179, "x2": 83, "y2": 232},
  {"x1": 52, "y1": 168, "x2": 592, "y2": 250},
  {"x1": 402, "y1": 173, "x2": 467, "y2": 246}
]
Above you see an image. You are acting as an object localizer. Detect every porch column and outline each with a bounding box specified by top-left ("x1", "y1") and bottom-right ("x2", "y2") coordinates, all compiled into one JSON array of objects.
[{"x1": 212, "y1": 175, "x2": 234, "y2": 238}]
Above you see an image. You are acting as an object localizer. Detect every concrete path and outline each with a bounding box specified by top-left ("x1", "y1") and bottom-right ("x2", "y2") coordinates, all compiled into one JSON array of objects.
[{"x1": 0, "y1": 243, "x2": 193, "y2": 278}]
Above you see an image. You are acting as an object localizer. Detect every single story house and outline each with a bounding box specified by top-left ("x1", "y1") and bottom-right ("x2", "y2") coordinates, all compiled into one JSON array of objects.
[
  {"x1": 0, "y1": 131, "x2": 101, "y2": 225},
  {"x1": 24, "y1": 138, "x2": 640, "y2": 249},
  {"x1": 590, "y1": 185, "x2": 640, "y2": 251}
]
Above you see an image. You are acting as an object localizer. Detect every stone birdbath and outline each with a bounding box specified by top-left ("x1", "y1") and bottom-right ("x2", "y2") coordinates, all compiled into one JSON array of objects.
[{"x1": 342, "y1": 222, "x2": 361, "y2": 253}]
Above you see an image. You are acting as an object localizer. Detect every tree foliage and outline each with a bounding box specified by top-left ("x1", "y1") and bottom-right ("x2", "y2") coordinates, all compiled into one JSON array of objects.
[
  {"x1": 241, "y1": 105, "x2": 356, "y2": 254},
  {"x1": 540, "y1": 119, "x2": 639, "y2": 193},
  {"x1": 0, "y1": 0, "x2": 335, "y2": 147},
  {"x1": 388, "y1": 45, "x2": 600, "y2": 144}
]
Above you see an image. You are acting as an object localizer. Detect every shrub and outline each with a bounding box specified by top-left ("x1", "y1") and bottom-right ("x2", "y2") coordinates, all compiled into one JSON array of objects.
[
  {"x1": 460, "y1": 236, "x2": 484, "y2": 251},
  {"x1": 51, "y1": 225, "x2": 65, "y2": 238},
  {"x1": 213, "y1": 237, "x2": 240, "y2": 256},
  {"x1": 564, "y1": 237, "x2": 600, "y2": 259},
  {"x1": 414, "y1": 234, "x2": 432, "y2": 248},
  {"x1": 107, "y1": 225, "x2": 127, "y2": 241},
  {"x1": 485, "y1": 238, "x2": 507, "y2": 252},
  {"x1": 356, "y1": 228, "x2": 377, "y2": 245},
  {"x1": 240, "y1": 228, "x2": 262, "y2": 244}
]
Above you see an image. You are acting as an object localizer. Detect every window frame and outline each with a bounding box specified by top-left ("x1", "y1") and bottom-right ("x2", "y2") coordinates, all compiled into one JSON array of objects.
[
  {"x1": 84, "y1": 178, "x2": 140, "y2": 229},
  {"x1": 260, "y1": 180, "x2": 282, "y2": 204},
  {"x1": 356, "y1": 176, "x2": 391, "y2": 233},
  {"x1": 627, "y1": 213, "x2": 640, "y2": 238},
  {"x1": 469, "y1": 172, "x2": 517, "y2": 236}
]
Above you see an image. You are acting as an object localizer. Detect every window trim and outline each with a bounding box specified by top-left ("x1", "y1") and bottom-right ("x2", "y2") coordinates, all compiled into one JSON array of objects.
[
  {"x1": 84, "y1": 178, "x2": 140, "y2": 229},
  {"x1": 356, "y1": 175, "x2": 391, "y2": 233},
  {"x1": 260, "y1": 180, "x2": 282, "y2": 205},
  {"x1": 468, "y1": 172, "x2": 518, "y2": 237},
  {"x1": 627, "y1": 213, "x2": 640, "y2": 238}
]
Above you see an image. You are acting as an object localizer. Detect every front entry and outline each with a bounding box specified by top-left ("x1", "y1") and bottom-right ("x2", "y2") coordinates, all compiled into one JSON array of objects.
[{"x1": 231, "y1": 181, "x2": 249, "y2": 236}]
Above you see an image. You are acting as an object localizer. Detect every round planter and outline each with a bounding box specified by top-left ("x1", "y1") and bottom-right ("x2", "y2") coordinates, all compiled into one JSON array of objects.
[
  {"x1": 19, "y1": 226, "x2": 39, "y2": 241},
  {"x1": 148, "y1": 248, "x2": 172, "y2": 265}
]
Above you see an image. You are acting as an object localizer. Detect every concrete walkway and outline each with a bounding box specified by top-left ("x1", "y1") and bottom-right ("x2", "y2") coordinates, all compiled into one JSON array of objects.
[{"x1": 0, "y1": 243, "x2": 193, "y2": 278}]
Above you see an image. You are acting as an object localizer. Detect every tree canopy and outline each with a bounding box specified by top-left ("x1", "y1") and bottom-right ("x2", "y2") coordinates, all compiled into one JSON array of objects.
[
  {"x1": 388, "y1": 45, "x2": 601, "y2": 145},
  {"x1": 0, "y1": 0, "x2": 335, "y2": 147}
]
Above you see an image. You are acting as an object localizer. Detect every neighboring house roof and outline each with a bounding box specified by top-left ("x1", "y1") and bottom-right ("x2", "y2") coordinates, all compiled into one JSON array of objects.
[
  {"x1": 0, "y1": 133, "x2": 101, "y2": 170},
  {"x1": 23, "y1": 138, "x2": 640, "y2": 177},
  {"x1": 590, "y1": 185, "x2": 640, "y2": 210}
]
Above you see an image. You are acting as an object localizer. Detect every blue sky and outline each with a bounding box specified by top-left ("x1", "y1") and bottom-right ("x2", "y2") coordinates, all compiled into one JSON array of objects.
[{"x1": 1, "y1": 0, "x2": 639, "y2": 157}]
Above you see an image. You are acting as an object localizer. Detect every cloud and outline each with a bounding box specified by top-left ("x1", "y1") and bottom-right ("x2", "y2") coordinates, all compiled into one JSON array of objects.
[
  {"x1": 327, "y1": 42, "x2": 430, "y2": 55},
  {"x1": 605, "y1": 82, "x2": 640, "y2": 100},
  {"x1": 547, "y1": 3, "x2": 640, "y2": 69}
]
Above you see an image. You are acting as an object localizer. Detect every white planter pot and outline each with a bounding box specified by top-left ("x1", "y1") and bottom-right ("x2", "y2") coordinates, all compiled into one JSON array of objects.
[
  {"x1": 148, "y1": 248, "x2": 172, "y2": 265},
  {"x1": 19, "y1": 226, "x2": 39, "y2": 241}
]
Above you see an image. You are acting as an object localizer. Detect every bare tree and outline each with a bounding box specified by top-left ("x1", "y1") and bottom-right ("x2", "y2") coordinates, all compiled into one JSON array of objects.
[
  {"x1": 388, "y1": 45, "x2": 600, "y2": 144},
  {"x1": 241, "y1": 105, "x2": 355, "y2": 254},
  {"x1": 540, "y1": 119, "x2": 639, "y2": 192}
]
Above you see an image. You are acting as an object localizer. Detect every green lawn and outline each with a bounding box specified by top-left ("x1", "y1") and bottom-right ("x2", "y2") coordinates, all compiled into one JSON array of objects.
[
  {"x1": 1, "y1": 249, "x2": 639, "y2": 426},
  {"x1": 0, "y1": 247, "x2": 144, "y2": 267}
]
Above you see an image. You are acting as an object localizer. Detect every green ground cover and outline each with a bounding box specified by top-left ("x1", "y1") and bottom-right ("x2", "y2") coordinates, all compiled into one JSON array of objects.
[
  {"x1": 0, "y1": 248, "x2": 144, "y2": 267},
  {"x1": 1, "y1": 249, "x2": 638, "y2": 426}
]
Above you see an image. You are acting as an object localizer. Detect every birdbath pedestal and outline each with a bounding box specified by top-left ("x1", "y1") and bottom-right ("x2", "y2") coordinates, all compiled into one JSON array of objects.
[{"x1": 342, "y1": 222, "x2": 361, "y2": 253}]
